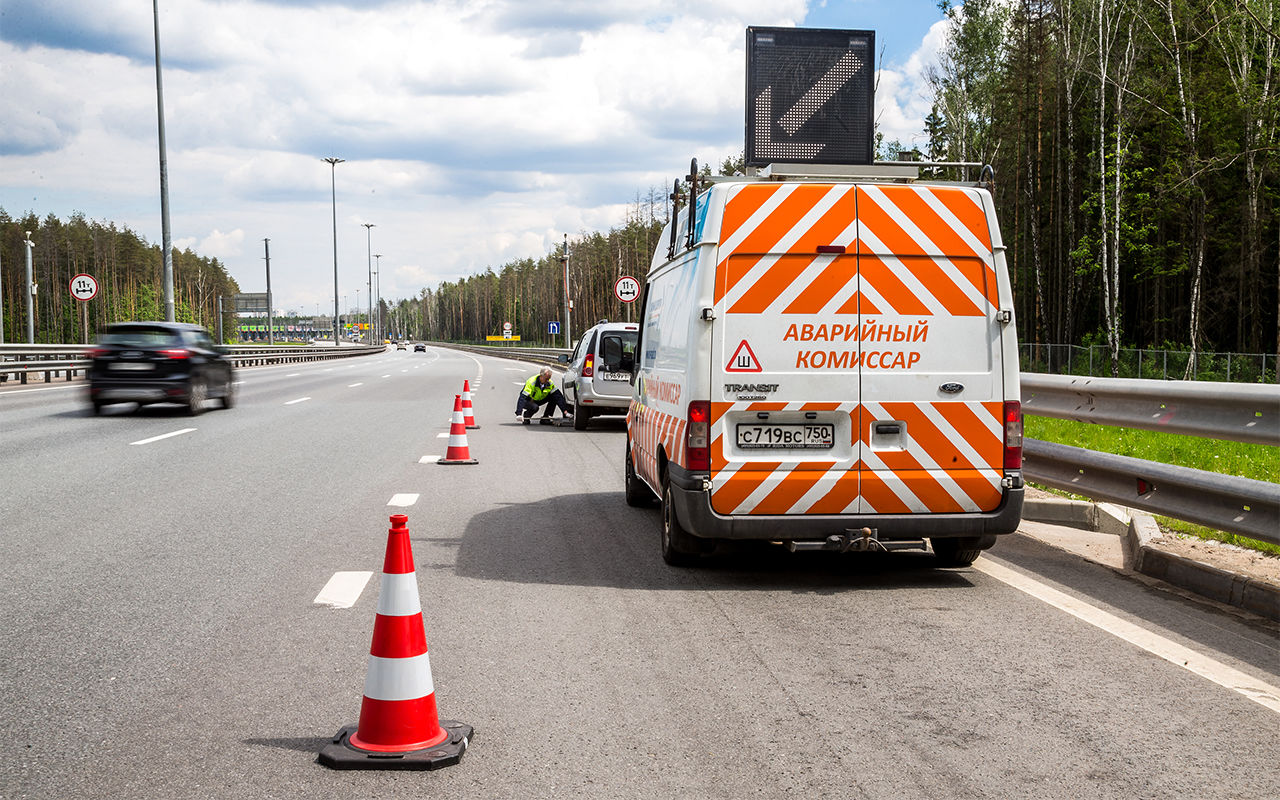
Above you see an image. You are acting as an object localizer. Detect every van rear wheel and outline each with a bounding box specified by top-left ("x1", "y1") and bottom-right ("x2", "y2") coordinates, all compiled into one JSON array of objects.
[
  {"x1": 661, "y1": 480, "x2": 700, "y2": 566},
  {"x1": 931, "y1": 537, "x2": 985, "y2": 567},
  {"x1": 625, "y1": 445, "x2": 655, "y2": 507}
]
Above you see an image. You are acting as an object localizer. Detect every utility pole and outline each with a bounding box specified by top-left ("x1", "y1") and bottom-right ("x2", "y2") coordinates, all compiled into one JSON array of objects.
[
  {"x1": 263, "y1": 238, "x2": 273, "y2": 346},
  {"x1": 23, "y1": 231, "x2": 36, "y2": 343},
  {"x1": 561, "y1": 234, "x2": 571, "y2": 348}
]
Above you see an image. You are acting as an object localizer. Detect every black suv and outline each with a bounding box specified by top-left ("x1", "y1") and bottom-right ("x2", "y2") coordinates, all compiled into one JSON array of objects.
[{"x1": 88, "y1": 322, "x2": 235, "y2": 415}]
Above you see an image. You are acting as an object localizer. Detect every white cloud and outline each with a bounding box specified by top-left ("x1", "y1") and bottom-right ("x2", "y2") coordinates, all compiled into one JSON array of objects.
[{"x1": 0, "y1": 0, "x2": 947, "y2": 313}]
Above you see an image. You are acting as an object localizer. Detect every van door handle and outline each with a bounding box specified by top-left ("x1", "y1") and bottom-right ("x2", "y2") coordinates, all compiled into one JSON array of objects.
[{"x1": 874, "y1": 423, "x2": 901, "y2": 435}]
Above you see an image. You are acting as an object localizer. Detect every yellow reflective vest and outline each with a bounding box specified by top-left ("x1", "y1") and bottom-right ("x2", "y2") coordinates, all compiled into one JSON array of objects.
[{"x1": 522, "y1": 374, "x2": 556, "y2": 401}]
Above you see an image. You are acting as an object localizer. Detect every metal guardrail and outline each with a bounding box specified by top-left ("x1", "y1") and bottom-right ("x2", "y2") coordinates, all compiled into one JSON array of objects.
[
  {"x1": 1021, "y1": 373, "x2": 1278, "y2": 446},
  {"x1": 0, "y1": 343, "x2": 382, "y2": 385},
  {"x1": 1023, "y1": 439, "x2": 1279, "y2": 546},
  {"x1": 1020, "y1": 373, "x2": 1279, "y2": 544},
  {"x1": 426, "y1": 341, "x2": 571, "y2": 366}
]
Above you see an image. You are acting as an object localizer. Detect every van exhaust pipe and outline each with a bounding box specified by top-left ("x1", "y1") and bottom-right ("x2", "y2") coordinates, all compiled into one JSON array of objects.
[{"x1": 783, "y1": 528, "x2": 928, "y2": 553}]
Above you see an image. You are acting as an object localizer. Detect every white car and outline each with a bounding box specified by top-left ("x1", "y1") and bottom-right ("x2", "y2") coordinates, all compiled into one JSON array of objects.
[{"x1": 559, "y1": 320, "x2": 639, "y2": 430}]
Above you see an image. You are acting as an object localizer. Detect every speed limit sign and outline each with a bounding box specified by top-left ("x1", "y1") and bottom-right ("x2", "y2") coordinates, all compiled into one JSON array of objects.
[
  {"x1": 614, "y1": 275, "x2": 640, "y2": 303},
  {"x1": 70, "y1": 273, "x2": 99, "y2": 302}
]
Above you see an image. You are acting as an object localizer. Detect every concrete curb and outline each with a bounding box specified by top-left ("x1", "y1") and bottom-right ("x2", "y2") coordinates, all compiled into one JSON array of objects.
[{"x1": 1023, "y1": 498, "x2": 1280, "y2": 622}]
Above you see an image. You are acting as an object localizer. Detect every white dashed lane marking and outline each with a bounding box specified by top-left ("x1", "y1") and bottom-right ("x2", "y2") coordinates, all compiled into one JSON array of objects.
[
  {"x1": 284, "y1": 397, "x2": 311, "y2": 405},
  {"x1": 387, "y1": 493, "x2": 419, "y2": 507},
  {"x1": 130, "y1": 428, "x2": 196, "y2": 446},
  {"x1": 313, "y1": 571, "x2": 373, "y2": 609},
  {"x1": 974, "y1": 559, "x2": 1280, "y2": 714},
  {"x1": 419, "y1": 455, "x2": 441, "y2": 463},
  {"x1": 348, "y1": 382, "x2": 363, "y2": 387}
]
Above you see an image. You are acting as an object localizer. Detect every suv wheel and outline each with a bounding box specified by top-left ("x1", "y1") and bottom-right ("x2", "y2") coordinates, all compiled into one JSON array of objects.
[{"x1": 186, "y1": 377, "x2": 207, "y2": 416}]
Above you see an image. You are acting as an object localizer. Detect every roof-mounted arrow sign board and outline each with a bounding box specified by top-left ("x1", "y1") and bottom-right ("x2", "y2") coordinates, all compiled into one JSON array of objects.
[{"x1": 745, "y1": 27, "x2": 875, "y2": 168}]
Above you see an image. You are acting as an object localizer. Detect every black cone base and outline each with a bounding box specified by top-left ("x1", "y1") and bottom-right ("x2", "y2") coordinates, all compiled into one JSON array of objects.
[{"x1": 318, "y1": 720, "x2": 473, "y2": 771}]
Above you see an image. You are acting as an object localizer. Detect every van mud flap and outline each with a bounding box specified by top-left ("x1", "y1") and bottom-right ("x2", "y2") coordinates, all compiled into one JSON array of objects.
[{"x1": 783, "y1": 528, "x2": 928, "y2": 554}]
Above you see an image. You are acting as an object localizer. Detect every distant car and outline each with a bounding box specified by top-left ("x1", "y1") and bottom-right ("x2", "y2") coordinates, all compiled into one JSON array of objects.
[
  {"x1": 396, "y1": 342, "x2": 407, "y2": 350},
  {"x1": 88, "y1": 321, "x2": 234, "y2": 416},
  {"x1": 413, "y1": 343, "x2": 426, "y2": 352},
  {"x1": 560, "y1": 320, "x2": 639, "y2": 430}
]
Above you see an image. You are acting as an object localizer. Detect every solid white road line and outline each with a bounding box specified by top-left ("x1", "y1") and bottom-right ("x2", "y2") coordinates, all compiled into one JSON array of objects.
[
  {"x1": 284, "y1": 397, "x2": 311, "y2": 405},
  {"x1": 348, "y1": 382, "x2": 364, "y2": 387},
  {"x1": 130, "y1": 428, "x2": 196, "y2": 446},
  {"x1": 313, "y1": 571, "x2": 373, "y2": 609},
  {"x1": 387, "y1": 493, "x2": 419, "y2": 507},
  {"x1": 974, "y1": 559, "x2": 1280, "y2": 714},
  {"x1": 504, "y1": 367, "x2": 524, "y2": 371}
]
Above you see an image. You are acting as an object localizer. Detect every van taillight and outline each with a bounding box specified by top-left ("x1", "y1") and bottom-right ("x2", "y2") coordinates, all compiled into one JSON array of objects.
[
  {"x1": 687, "y1": 400, "x2": 710, "y2": 471},
  {"x1": 1003, "y1": 401, "x2": 1023, "y2": 469},
  {"x1": 582, "y1": 353, "x2": 594, "y2": 378}
]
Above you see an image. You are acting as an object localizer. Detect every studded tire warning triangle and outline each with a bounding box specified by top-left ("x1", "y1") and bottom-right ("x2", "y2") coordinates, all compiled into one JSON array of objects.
[{"x1": 726, "y1": 340, "x2": 762, "y2": 372}]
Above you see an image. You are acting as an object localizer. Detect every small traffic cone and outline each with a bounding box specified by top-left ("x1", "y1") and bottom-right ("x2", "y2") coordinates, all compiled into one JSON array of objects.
[
  {"x1": 460, "y1": 380, "x2": 480, "y2": 429},
  {"x1": 319, "y1": 514, "x2": 473, "y2": 771},
  {"x1": 438, "y1": 395, "x2": 478, "y2": 465}
]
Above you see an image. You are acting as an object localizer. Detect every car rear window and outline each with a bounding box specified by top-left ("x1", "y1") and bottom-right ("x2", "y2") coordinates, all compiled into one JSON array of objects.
[
  {"x1": 97, "y1": 328, "x2": 182, "y2": 346},
  {"x1": 600, "y1": 332, "x2": 638, "y2": 370}
]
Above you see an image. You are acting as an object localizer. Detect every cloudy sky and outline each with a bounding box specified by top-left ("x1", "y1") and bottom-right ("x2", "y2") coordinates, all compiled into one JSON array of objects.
[{"x1": 0, "y1": 0, "x2": 951, "y2": 317}]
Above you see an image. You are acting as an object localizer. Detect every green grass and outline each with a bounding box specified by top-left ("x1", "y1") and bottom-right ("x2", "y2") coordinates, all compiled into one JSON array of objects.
[{"x1": 1026, "y1": 416, "x2": 1280, "y2": 555}]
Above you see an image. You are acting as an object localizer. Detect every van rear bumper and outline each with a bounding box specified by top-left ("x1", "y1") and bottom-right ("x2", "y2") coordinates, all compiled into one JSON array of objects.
[{"x1": 666, "y1": 464, "x2": 1024, "y2": 541}]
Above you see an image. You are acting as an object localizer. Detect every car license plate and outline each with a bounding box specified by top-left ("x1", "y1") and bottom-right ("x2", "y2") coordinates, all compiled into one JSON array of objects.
[
  {"x1": 736, "y1": 423, "x2": 834, "y2": 449},
  {"x1": 110, "y1": 362, "x2": 154, "y2": 371},
  {"x1": 600, "y1": 371, "x2": 629, "y2": 381}
]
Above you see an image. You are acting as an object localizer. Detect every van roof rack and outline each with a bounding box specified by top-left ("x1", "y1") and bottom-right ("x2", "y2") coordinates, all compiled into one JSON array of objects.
[{"x1": 704, "y1": 161, "x2": 993, "y2": 189}]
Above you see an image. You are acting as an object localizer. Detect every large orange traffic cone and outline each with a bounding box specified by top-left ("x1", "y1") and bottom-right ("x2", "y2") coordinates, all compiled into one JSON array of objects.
[
  {"x1": 319, "y1": 515, "x2": 472, "y2": 770},
  {"x1": 438, "y1": 395, "x2": 478, "y2": 465},
  {"x1": 460, "y1": 380, "x2": 480, "y2": 429}
]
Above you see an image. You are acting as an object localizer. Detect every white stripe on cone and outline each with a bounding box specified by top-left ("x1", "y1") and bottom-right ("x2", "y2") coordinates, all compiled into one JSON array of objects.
[
  {"x1": 376, "y1": 573, "x2": 423, "y2": 617},
  {"x1": 363, "y1": 653, "x2": 436, "y2": 702}
]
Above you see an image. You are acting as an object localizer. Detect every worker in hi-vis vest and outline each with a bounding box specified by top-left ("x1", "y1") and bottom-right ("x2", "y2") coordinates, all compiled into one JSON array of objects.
[{"x1": 516, "y1": 367, "x2": 571, "y2": 425}]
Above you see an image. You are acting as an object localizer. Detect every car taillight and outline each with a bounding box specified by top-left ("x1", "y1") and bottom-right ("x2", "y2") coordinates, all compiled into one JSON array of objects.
[
  {"x1": 88, "y1": 348, "x2": 107, "y2": 358},
  {"x1": 160, "y1": 348, "x2": 190, "y2": 360},
  {"x1": 1003, "y1": 401, "x2": 1023, "y2": 469},
  {"x1": 582, "y1": 353, "x2": 594, "y2": 377},
  {"x1": 687, "y1": 400, "x2": 710, "y2": 471}
]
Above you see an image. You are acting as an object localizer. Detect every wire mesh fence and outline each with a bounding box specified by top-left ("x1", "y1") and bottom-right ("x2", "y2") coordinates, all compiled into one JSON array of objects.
[{"x1": 1019, "y1": 344, "x2": 1277, "y2": 383}]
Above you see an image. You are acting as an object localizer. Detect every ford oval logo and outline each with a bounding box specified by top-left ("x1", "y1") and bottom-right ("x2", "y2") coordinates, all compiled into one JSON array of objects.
[{"x1": 940, "y1": 382, "x2": 964, "y2": 394}]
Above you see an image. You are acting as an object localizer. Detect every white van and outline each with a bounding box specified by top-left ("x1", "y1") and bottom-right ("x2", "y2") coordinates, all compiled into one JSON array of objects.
[{"x1": 625, "y1": 169, "x2": 1024, "y2": 566}]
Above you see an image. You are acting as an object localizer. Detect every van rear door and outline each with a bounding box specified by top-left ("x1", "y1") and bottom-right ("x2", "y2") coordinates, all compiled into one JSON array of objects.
[
  {"x1": 708, "y1": 182, "x2": 1006, "y2": 518},
  {"x1": 710, "y1": 183, "x2": 863, "y2": 516},
  {"x1": 853, "y1": 184, "x2": 1004, "y2": 514}
]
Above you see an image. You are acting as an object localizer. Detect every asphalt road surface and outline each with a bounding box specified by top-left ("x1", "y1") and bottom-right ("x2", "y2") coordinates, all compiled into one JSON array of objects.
[{"x1": 1, "y1": 346, "x2": 1277, "y2": 799}]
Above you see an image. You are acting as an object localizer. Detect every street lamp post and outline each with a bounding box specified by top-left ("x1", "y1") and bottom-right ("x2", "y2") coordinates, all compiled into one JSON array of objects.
[
  {"x1": 373, "y1": 253, "x2": 382, "y2": 343},
  {"x1": 363, "y1": 223, "x2": 375, "y2": 345},
  {"x1": 263, "y1": 238, "x2": 273, "y2": 346},
  {"x1": 23, "y1": 231, "x2": 36, "y2": 343},
  {"x1": 323, "y1": 157, "x2": 344, "y2": 346},
  {"x1": 152, "y1": 0, "x2": 175, "y2": 322}
]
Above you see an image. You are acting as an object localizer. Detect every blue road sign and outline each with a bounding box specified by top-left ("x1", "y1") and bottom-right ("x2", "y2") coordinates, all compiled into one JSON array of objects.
[{"x1": 548, "y1": 321, "x2": 560, "y2": 335}]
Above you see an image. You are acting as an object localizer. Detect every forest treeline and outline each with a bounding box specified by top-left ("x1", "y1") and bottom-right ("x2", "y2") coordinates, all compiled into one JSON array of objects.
[
  {"x1": 0, "y1": 209, "x2": 240, "y2": 343},
  {"x1": 919, "y1": 0, "x2": 1277, "y2": 372},
  {"x1": 412, "y1": 0, "x2": 1277, "y2": 374}
]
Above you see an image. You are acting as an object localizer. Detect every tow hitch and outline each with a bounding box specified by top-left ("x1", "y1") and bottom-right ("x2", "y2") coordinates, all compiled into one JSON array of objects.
[{"x1": 784, "y1": 528, "x2": 927, "y2": 553}]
